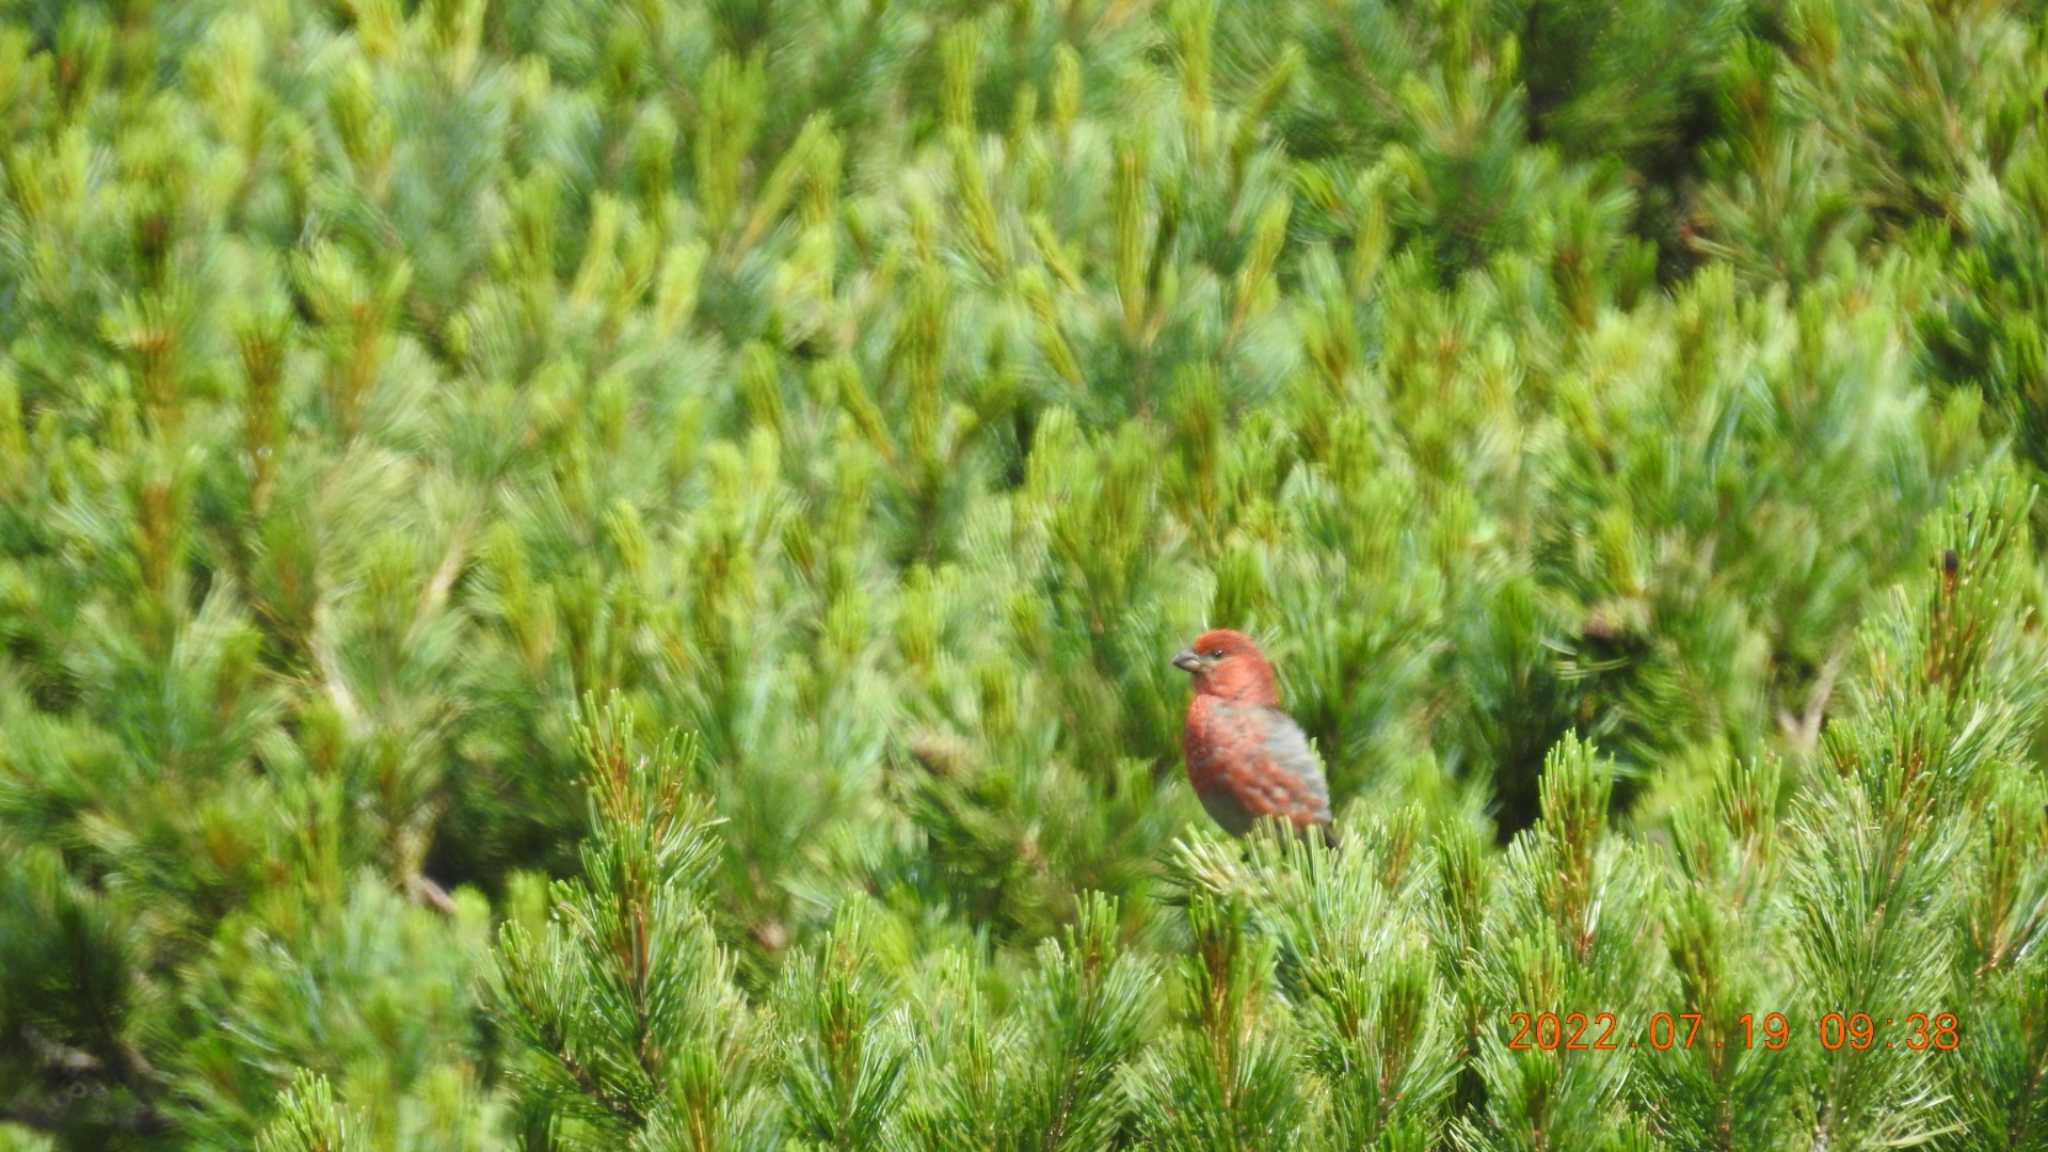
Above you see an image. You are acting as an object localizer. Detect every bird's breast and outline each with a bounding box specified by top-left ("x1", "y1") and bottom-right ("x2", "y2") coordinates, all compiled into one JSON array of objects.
[{"x1": 1182, "y1": 697, "x2": 1264, "y2": 790}]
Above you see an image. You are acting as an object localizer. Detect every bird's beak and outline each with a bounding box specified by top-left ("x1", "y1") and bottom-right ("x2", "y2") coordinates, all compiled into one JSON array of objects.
[{"x1": 1172, "y1": 648, "x2": 1204, "y2": 673}]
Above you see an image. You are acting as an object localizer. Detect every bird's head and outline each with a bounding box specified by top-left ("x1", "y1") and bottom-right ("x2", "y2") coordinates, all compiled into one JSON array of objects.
[{"x1": 1173, "y1": 628, "x2": 1280, "y2": 706}]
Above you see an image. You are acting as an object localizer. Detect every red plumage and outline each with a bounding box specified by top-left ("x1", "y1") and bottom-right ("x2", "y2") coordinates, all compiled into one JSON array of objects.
[{"x1": 1172, "y1": 629, "x2": 1333, "y2": 838}]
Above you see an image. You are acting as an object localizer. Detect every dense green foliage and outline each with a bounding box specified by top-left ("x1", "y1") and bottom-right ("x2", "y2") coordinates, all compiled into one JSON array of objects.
[{"x1": 2, "y1": 0, "x2": 2048, "y2": 1147}]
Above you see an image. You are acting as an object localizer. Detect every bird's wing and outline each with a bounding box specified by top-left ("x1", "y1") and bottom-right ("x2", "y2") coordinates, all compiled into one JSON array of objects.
[
  {"x1": 1193, "y1": 702, "x2": 1332, "y2": 828},
  {"x1": 1254, "y1": 709, "x2": 1332, "y2": 824}
]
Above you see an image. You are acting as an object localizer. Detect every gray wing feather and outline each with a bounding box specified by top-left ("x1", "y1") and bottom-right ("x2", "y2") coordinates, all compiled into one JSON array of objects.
[{"x1": 1259, "y1": 711, "x2": 1331, "y2": 819}]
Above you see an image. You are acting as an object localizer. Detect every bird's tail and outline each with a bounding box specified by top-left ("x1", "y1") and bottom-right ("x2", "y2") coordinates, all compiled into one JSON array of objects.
[{"x1": 1290, "y1": 819, "x2": 1339, "y2": 851}]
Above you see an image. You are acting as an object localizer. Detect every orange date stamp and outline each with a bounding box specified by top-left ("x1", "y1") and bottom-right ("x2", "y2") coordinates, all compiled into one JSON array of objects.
[{"x1": 1505, "y1": 1011, "x2": 1960, "y2": 1053}]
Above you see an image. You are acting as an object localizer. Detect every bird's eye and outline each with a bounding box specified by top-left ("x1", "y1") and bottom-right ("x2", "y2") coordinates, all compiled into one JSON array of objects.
[{"x1": 1207, "y1": 649, "x2": 1226, "y2": 659}]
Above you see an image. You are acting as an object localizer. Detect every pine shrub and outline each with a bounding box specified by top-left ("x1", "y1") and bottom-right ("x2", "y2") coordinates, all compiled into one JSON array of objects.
[{"x1": 2, "y1": 1, "x2": 2046, "y2": 1148}]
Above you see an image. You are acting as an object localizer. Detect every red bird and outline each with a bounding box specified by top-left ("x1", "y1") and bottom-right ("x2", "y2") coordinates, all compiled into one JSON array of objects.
[{"x1": 1173, "y1": 629, "x2": 1334, "y2": 839}]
